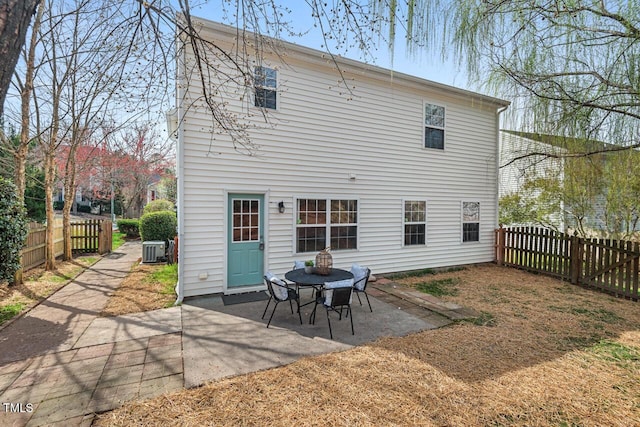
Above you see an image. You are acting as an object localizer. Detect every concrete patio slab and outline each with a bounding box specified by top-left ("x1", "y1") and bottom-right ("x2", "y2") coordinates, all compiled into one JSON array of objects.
[
  {"x1": 181, "y1": 289, "x2": 435, "y2": 388},
  {"x1": 0, "y1": 238, "x2": 464, "y2": 427}
]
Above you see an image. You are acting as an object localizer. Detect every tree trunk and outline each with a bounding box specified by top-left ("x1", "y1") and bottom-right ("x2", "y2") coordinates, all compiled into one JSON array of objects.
[
  {"x1": 13, "y1": 1, "x2": 43, "y2": 203},
  {"x1": 62, "y1": 187, "x2": 73, "y2": 261},
  {"x1": 0, "y1": 0, "x2": 40, "y2": 118},
  {"x1": 62, "y1": 146, "x2": 78, "y2": 261},
  {"x1": 44, "y1": 152, "x2": 56, "y2": 270}
]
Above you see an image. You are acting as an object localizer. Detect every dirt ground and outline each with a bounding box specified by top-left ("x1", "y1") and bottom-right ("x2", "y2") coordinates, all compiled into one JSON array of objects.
[{"x1": 95, "y1": 264, "x2": 640, "y2": 426}]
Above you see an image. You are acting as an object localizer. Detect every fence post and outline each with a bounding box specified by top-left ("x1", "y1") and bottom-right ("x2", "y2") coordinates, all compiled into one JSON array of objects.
[
  {"x1": 570, "y1": 232, "x2": 583, "y2": 285},
  {"x1": 495, "y1": 224, "x2": 506, "y2": 266},
  {"x1": 13, "y1": 262, "x2": 23, "y2": 286}
]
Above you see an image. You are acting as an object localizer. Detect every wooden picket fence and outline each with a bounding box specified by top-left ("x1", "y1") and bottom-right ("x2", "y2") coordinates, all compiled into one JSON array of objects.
[
  {"x1": 20, "y1": 219, "x2": 112, "y2": 272},
  {"x1": 495, "y1": 226, "x2": 639, "y2": 301}
]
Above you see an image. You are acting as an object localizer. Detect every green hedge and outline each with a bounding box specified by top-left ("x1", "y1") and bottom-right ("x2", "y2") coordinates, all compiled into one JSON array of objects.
[
  {"x1": 143, "y1": 199, "x2": 175, "y2": 215},
  {"x1": 76, "y1": 204, "x2": 91, "y2": 213},
  {"x1": 117, "y1": 219, "x2": 140, "y2": 238},
  {"x1": 139, "y1": 211, "x2": 177, "y2": 244},
  {"x1": 0, "y1": 178, "x2": 28, "y2": 282}
]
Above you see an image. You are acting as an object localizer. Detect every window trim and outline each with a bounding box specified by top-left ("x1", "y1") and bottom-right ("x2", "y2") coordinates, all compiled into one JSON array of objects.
[
  {"x1": 461, "y1": 201, "x2": 480, "y2": 243},
  {"x1": 402, "y1": 199, "x2": 427, "y2": 247},
  {"x1": 423, "y1": 101, "x2": 446, "y2": 150},
  {"x1": 253, "y1": 65, "x2": 278, "y2": 110},
  {"x1": 294, "y1": 197, "x2": 359, "y2": 254}
]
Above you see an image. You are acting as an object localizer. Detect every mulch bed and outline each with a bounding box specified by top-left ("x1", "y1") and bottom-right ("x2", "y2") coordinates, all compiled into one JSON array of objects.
[
  {"x1": 95, "y1": 264, "x2": 640, "y2": 426},
  {"x1": 100, "y1": 262, "x2": 174, "y2": 316}
]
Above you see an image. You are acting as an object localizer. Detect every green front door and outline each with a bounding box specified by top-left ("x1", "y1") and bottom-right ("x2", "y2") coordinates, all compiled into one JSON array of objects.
[{"x1": 227, "y1": 194, "x2": 264, "y2": 288}]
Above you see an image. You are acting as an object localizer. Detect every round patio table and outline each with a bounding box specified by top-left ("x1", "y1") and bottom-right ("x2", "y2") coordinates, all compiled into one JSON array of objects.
[
  {"x1": 284, "y1": 267, "x2": 353, "y2": 286},
  {"x1": 285, "y1": 268, "x2": 354, "y2": 321}
]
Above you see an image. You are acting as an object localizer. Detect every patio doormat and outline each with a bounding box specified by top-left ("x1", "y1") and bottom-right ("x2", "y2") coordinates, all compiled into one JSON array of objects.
[{"x1": 222, "y1": 292, "x2": 269, "y2": 306}]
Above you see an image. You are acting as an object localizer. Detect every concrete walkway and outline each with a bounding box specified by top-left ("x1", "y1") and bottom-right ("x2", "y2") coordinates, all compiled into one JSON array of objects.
[
  {"x1": 0, "y1": 243, "x2": 466, "y2": 426},
  {"x1": 0, "y1": 242, "x2": 183, "y2": 426}
]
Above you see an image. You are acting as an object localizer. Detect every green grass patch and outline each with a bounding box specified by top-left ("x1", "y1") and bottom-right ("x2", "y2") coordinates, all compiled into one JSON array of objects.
[
  {"x1": 386, "y1": 268, "x2": 436, "y2": 280},
  {"x1": 112, "y1": 231, "x2": 126, "y2": 250},
  {"x1": 0, "y1": 302, "x2": 27, "y2": 325},
  {"x1": 415, "y1": 277, "x2": 460, "y2": 296},
  {"x1": 590, "y1": 340, "x2": 640, "y2": 366},
  {"x1": 79, "y1": 256, "x2": 98, "y2": 265},
  {"x1": 442, "y1": 266, "x2": 466, "y2": 273},
  {"x1": 469, "y1": 311, "x2": 496, "y2": 327},
  {"x1": 387, "y1": 266, "x2": 466, "y2": 280},
  {"x1": 50, "y1": 272, "x2": 73, "y2": 283},
  {"x1": 147, "y1": 263, "x2": 178, "y2": 297},
  {"x1": 559, "y1": 335, "x2": 603, "y2": 350},
  {"x1": 569, "y1": 307, "x2": 623, "y2": 323},
  {"x1": 548, "y1": 305, "x2": 623, "y2": 324}
]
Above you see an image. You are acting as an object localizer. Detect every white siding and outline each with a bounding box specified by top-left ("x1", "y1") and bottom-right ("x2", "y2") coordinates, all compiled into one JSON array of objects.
[
  {"x1": 178, "y1": 20, "x2": 507, "y2": 297},
  {"x1": 499, "y1": 131, "x2": 565, "y2": 228}
]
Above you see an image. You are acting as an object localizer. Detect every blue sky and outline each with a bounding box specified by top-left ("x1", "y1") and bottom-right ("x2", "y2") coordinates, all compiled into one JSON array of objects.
[{"x1": 189, "y1": 1, "x2": 471, "y2": 91}]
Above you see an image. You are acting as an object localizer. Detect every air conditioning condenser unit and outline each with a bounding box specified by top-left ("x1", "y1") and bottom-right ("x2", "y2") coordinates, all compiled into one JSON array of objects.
[{"x1": 142, "y1": 241, "x2": 165, "y2": 263}]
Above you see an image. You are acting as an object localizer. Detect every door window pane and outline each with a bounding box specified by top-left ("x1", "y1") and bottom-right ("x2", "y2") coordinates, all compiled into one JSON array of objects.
[{"x1": 232, "y1": 198, "x2": 260, "y2": 242}]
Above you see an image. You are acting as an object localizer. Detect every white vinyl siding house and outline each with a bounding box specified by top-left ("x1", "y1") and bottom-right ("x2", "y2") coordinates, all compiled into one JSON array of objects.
[
  {"x1": 175, "y1": 19, "x2": 509, "y2": 298},
  {"x1": 499, "y1": 131, "x2": 567, "y2": 229}
]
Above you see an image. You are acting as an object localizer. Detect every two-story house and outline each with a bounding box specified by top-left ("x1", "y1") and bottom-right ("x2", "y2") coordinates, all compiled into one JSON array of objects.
[{"x1": 174, "y1": 18, "x2": 509, "y2": 299}]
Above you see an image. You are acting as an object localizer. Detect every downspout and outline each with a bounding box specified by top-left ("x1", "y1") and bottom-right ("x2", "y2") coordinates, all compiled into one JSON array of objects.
[
  {"x1": 174, "y1": 33, "x2": 186, "y2": 306},
  {"x1": 495, "y1": 105, "x2": 509, "y2": 228}
]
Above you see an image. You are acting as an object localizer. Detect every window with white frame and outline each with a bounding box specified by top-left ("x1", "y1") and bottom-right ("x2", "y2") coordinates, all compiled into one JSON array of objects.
[
  {"x1": 296, "y1": 199, "x2": 357, "y2": 253},
  {"x1": 254, "y1": 66, "x2": 277, "y2": 109},
  {"x1": 424, "y1": 103, "x2": 445, "y2": 149},
  {"x1": 404, "y1": 200, "x2": 426, "y2": 245},
  {"x1": 462, "y1": 201, "x2": 480, "y2": 242}
]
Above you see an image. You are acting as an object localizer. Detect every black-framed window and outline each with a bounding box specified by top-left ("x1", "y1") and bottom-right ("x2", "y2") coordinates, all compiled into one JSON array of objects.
[
  {"x1": 254, "y1": 66, "x2": 277, "y2": 109},
  {"x1": 404, "y1": 200, "x2": 426, "y2": 245},
  {"x1": 296, "y1": 199, "x2": 357, "y2": 252},
  {"x1": 462, "y1": 201, "x2": 480, "y2": 242},
  {"x1": 424, "y1": 103, "x2": 445, "y2": 149}
]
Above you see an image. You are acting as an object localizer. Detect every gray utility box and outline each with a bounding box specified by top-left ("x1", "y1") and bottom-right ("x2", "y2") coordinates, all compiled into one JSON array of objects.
[{"x1": 142, "y1": 241, "x2": 165, "y2": 263}]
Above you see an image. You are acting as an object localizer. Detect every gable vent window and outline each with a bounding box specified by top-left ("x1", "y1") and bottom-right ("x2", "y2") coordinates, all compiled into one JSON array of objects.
[
  {"x1": 254, "y1": 66, "x2": 277, "y2": 109},
  {"x1": 424, "y1": 103, "x2": 445, "y2": 149}
]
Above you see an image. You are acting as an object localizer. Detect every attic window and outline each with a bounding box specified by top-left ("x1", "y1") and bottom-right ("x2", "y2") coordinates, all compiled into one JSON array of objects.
[
  {"x1": 254, "y1": 66, "x2": 277, "y2": 109},
  {"x1": 424, "y1": 103, "x2": 445, "y2": 149}
]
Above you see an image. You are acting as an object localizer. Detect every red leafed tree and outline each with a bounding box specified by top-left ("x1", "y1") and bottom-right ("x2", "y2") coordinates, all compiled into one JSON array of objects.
[{"x1": 92, "y1": 124, "x2": 173, "y2": 219}]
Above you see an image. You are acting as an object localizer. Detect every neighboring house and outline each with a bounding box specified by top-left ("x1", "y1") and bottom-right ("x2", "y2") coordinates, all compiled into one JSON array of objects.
[
  {"x1": 146, "y1": 174, "x2": 163, "y2": 204},
  {"x1": 174, "y1": 19, "x2": 510, "y2": 298},
  {"x1": 499, "y1": 130, "x2": 640, "y2": 234},
  {"x1": 499, "y1": 130, "x2": 566, "y2": 229}
]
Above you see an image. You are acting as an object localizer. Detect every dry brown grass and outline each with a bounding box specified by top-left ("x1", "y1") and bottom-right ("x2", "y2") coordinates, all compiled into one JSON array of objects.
[
  {"x1": 95, "y1": 264, "x2": 640, "y2": 426},
  {"x1": 0, "y1": 256, "x2": 98, "y2": 327},
  {"x1": 100, "y1": 262, "x2": 176, "y2": 317}
]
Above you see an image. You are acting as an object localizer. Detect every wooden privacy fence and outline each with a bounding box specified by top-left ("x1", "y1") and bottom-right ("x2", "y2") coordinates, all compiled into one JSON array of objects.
[
  {"x1": 21, "y1": 219, "x2": 112, "y2": 272},
  {"x1": 495, "y1": 226, "x2": 639, "y2": 301}
]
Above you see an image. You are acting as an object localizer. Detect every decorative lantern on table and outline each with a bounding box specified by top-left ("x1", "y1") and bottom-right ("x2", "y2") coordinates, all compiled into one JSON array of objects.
[{"x1": 315, "y1": 247, "x2": 333, "y2": 275}]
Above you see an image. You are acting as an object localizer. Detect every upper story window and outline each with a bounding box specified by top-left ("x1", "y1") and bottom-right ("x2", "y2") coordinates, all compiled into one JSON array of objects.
[
  {"x1": 462, "y1": 201, "x2": 480, "y2": 242},
  {"x1": 424, "y1": 103, "x2": 445, "y2": 149},
  {"x1": 296, "y1": 198, "x2": 358, "y2": 253},
  {"x1": 254, "y1": 66, "x2": 277, "y2": 109},
  {"x1": 404, "y1": 200, "x2": 426, "y2": 246}
]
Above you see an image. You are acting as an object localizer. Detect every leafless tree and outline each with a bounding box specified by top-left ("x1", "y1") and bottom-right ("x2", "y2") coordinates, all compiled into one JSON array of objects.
[{"x1": 0, "y1": 0, "x2": 40, "y2": 118}]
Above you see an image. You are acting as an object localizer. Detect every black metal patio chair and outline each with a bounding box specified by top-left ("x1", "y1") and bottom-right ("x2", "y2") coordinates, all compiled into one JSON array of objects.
[
  {"x1": 310, "y1": 279, "x2": 354, "y2": 340},
  {"x1": 351, "y1": 265, "x2": 373, "y2": 312},
  {"x1": 262, "y1": 273, "x2": 303, "y2": 328}
]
